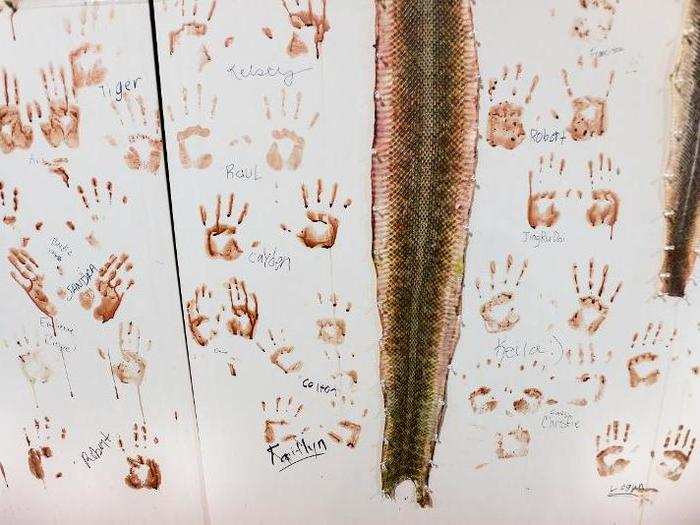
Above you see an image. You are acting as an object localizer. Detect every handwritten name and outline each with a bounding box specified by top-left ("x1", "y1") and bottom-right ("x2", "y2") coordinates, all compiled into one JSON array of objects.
[
  {"x1": 529, "y1": 128, "x2": 566, "y2": 145},
  {"x1": 302, "y1": 377, "x2": 337, "y2": 396},
  {"x1": 267, "y1": 437, "x2": 327, "y2": 472},
  {"x1": 608, "y1": 482, "x2": 658, "y2": 500},
  {"x1": 248, "y1": 245, "x2": 291, "y2": 273},
  {"x1": 494, "y1": 335, "x2": 564, "y2": 366},
  {"x1": 226, "y1": 63, "x2": 312, "y2": 87},
  {"x1": 80, "y1": 431, "x2": 112, "y2": 469},
  {"x1": 226, "y1": 162, "x2": 262, "y2": 182},
  {"x1": 540, "y1": 409, "x2": 581, "y2": 431},
  {"x1": 66, "y1": 263, "x2": 97, "y2": 301},
  {"x1": 100, "y1": 77, "x2": 143, "y2": 102},
  {"x1": 590, "y1": 46, "x2": 624, "y2": 59},
  {"x1": 521, "y1": 229, "x2": 565, "y2": 248},
  {"x1": 48, "y1": 237, "x2": 73, "y2": 263}
]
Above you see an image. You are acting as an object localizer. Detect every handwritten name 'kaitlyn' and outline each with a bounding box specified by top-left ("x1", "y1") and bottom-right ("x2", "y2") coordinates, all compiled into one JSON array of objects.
[
  {"x1": 226, "y1": 63, "x2": 312, "y2": 87},
  {"x1": 267, "y1": 437, "x2": 327, "y2": 472}
]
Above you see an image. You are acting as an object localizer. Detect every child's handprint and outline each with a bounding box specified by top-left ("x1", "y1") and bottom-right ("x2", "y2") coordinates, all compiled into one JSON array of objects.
[
  {"x1": 527, "y1": 154, "x2": 580, "y2": 229},
  {"x1": 655, "y1": 425, "x2": 695, "y2": 482},
  {"x1": 166, "y1": 0, "x2": 217, "y2": 55},
  {"x1": 261, "y1": 395, "x2": 305, "y2": 444},
  {"x1": 486, "y1": 63, "x2": 539, "y2": 150},
  {"x1": 0, "y1": 69, "x2": 34, "y2": 154},
  {"x1": 315, "y1": 291, "x2": 351, "y2": 345},
  {"x1": 93, "y1": 253, "x2": 134, "y2": 323},
  {"x1": 626, "y1": 322, "x2": 677, "y2": 389},
  {"x1": 561, "y1": 67, "x2": 615, "y2": 141},
  {"x1": 76, "y1": 176, "x2": 128, "y2": 223},
  {"x1": 326, "y1": 397, "x2": 366, "y2": 449},
  {"x1": 107, "y1": 94, "x2": 163, "y2": 174},
  {"x1": 595, "y1": 419, "x2": 631, "y2": 477},
  {"x1": 0, "y1": 180, "x2": 19, "y2": 225},
  {"x1": 495, "y1": 425, "x2": 531, "y2": 460},
  {"x1": 8, "y1": 247, "x2": 57, "y2": 318},
  {"x1": 113, "y1": 321, "x2": 150, "y2": 423},
  {"x1": 186, "y1": 284, "x2": 222, "y2": 347},
  {"x1": 264, "y1": 89, "x2": 319, "y2": 172},
  {"x1": 64, "y1": 5, "x2": 114, "y2": 91},
  {"x1": 281, "y1": 0, "x2": 330, "y2": 59},
  {"x1": 16, "y1": 335, "x2": 53, "y2": 408},
  {"x1": 24, "y1": 417, "x2": 67, "y2": 485},
  {"x1": 258, "y1": 329, "x2": 303, "y2": 374},
  {"x1": 119, "y1": 422, "x2": 161, "y2": 490},
  {"x1": 225, "y1": 278, "x2": 258, "y2": 339},
  {"x1": 199, "y1": 193, "x2": 249, "y2": 261},
  {"x1": 571, "y1": 0, "x2": 619, "y2": 42},
  {"x1": 39, "y1": 64, "x2": 80, "y2": 148},
  {"x1": 291, "y1": 179, "x2": 351, "y2": 249},
  {"x1": 168, "y1": 83, "x2": 217, "y2": 170},
  {"x1": 586, "y1": 153, "x2": 620, "y2": 239},
  {"x1": 568, "y1": 259, "x2": 622, "y2": 335},
  {"x1": 474, "y1": 254, "x2": 529, "y2": 333}
]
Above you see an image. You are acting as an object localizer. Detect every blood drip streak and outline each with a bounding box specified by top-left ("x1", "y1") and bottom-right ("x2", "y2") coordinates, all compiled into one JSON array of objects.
[
  {"x1": 372, "y1": 0, "x2": 479, "y2": 507},
  {"x1": 661, "y1": 0, "x2": 700, "y2": 297}
]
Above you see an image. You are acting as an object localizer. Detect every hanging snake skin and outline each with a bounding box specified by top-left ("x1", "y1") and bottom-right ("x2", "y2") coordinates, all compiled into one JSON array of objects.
[
  {"x1": 372, "y1": 0, "x2": 479, "y2": 507},
  {"x1": 661, "y1": 0, "x2": 700, "y2": 297}
]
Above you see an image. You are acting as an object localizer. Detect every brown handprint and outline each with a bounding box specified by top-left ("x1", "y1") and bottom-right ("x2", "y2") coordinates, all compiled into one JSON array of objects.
[
  {"x1": 8, "y1": 247, "x2": 57, "y2": 318},
  {"x1": 119, "y1": 422, "x2": 161, "y2": 490},
  {"x1": 264, "y1": 89, "x2": 319, "y2": 172},
  {"x1": 107, "y1": 94, "x2": 163, "y2": 174},
  {"x1": 24, "y1": 417, "x2": 67, "y2": 485},
  {"x1": 166, "y1": 0, "x2": 217, "y2": 55},
  {"x1": 568, "y1": 259, "x2": 622, "y2": 335},
  {"x1": 654, "y1": 425, "x2": 695, "y2": 482},
  {"x1": 468, "y1": 386, "x2": 498, "y2": 414},
  {"x1": 586, "y1": 153, "x2": 620, "y2": 239},
  {"x1": 595, "y1": 420, "x2": 631, "y2": 477},
  {"x1": 168, "y1": 83, "x2": 217, "y2": 170},
  {"x1": 486, "y1": 64, "x2": 539, "y2": 150},
  {"x1": 261, "y1": 395, "x2": 305, "y2": 444},
  {"x1": 316, "y1": 291, "x2": 351, "y2": 345},
  {"x1": 281, "y1": 0, "x2": 330, "y2": 59},
  {"x1": 199, "y1": 193, "x2": 249, "y2": 261},
  {"x1": 474, "y1": 254, "x2": 529, "y2": 333},
  {"x1": 186, "y1": 284, "x2": 222, "y2": 347},
  {"x1": 16, "y1": 335, "x2": 53, "y2": 409},
  {"x1": 527, "y1": 154, "x2": 581, "y2": 229},
  {"x1": 259, "y1": 329, "x2": 303, "y2": 374},
  {"x1": 225, "y1": 278, "x2": 258, "y2": 339},
  {"x1": 495, "y1": 426, "x2": 531, "y2": 460},
  {"x1": 561, "y1": 67, "x2": 615, "y2": 141},
  {"x1": 0, "y1": 180, "x2": 19, "y2": 225},
  {"x1": 113, "y1": 321, "x2": 150, "y2": 423},
  {"x1": 76, "y1": 176, "x2": 128, "y2": 223},
  {"x1": 39, "y1": 64, "x2": 80, "y2": 148},
  {"x1": 93, "y1": 253, "x2": 134, "y2": 323},
  {"x1": 0, "y1": 69, "x2": 34, "y2": 154},
  {"x1": 64, "y1": 5, "x2": 112, "y2": 91},
  {"x1": 571, "y1": 0, "x2": 619, "y2": 42},
  {"x1": 293, "y1": 179, "x2": 351, "y2": 249},
  {"x1": 627, "y1": 322, "x2": 677, "y2": 388}
]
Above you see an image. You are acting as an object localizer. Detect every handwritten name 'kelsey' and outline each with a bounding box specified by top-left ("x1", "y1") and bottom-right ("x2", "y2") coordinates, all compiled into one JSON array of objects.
[{"x1": 226, "y1": 63, "x2": 312, "y2": 87}]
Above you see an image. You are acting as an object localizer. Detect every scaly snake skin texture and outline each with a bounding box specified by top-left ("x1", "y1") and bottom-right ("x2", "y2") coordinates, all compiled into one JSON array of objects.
[
  {"x1": 662, "y1": 0, "x2": 700, "y2": 297},
  {"x1": 372, "y1": 0, "x2": 479, "y2": 507}
]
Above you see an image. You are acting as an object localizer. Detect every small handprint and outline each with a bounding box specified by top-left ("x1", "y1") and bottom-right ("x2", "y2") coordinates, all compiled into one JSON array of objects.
[
  {"x1": 8, "y1": 247, "x2": 57, "y2": 318},
  {"x1": 316, "y1": 291, "x2": 351, "y2": 345},
  {"x1": 568, "y1": 259, "x2": 622, "y2": 335},
  {"x1": 42, "y1": 157, "x2": 70, "y2": 187},
  {"x1": 119, "y1": 422, "x2": 161, "y2": 490},
  {"x1": 0, "y1": 180, "x2": 19, "y2": 225},
  {"x1": 264, "y1": 89, "x2": 319, "y2": 172},
  {"x1": 93, "y1": 253, "x2": 134, "y2": 323},
  {"x1": 571, "y1": 0, "x2": 619, "y2": 42},
  {"x1": 186, "y1": 284, "x2": 222, "y2": 347},
  {"x1": 0, "y1": 69, "x2": 34, "y2": 154},
  {"x1": 468, "y1": 386, "x2": 498, "y2": 414},
  {"x1": 64, "y1": 5, "x2": 116, "y2": 91},
  {"x1": 326, "y1": 396, "x2": 366, "y2": 449},
  {"x1": 225, "y1": 277, "x2": 259, "y2": 339},
  {"x1": 474, "y1": 254, "x2": 529, "y2": 333},
  {"x1": 199, "y1": 193, "x2": 249, "y2": 261},
  {"x1": 291, "y1": 179, "x2": 351, "y2": 249},
  {"x1": 486, "y1": 63, "x2": 539, "y2": 150},
  {"x1": 527, "y1": 154, "x2": 580, "y2": 229},
  {"x1": 655, "y1": 425, "x2": 695, "y2": 482},
  {"x1": 113, "y1": 321, "x2": 150, "y2": 423},
  {"x1": 595, "y1": 419, "x2": 631, "y2": 477},
  {"x1": 586, "y1": 153, "x2": 620, "y2": 239},
  {"x1": 107, "y1": 94, "x2": 163, "y2": 174},
  {"x1": 261, "y1": 395, "x2": 305, "y2": 444},
  {"x1": 281, "y1": 0, "x2": 330, "y2": 59},
  {"x1": 16, "y1": 335, "x2": 53, "y2": 408},
  {"x1": 39, "y1": 64, "x2": 80, "y2": 148},
  {"x1": 166, "y1": 0, "x2": 217, "y2": 55},
  {"x1": 627, "y1": 322, "x2": 677, "y2": 389},
  {"x1": 24, "y1": 417, "x2": 67, "y2": 485},
  {"x1": 168, "y1": 83, "x2": 217, "y2": 170},
  {"x1": 76, "y1": 177, "x2": 128, "y2": 223},
  {"x1": 561, "y1": 67, "x2": 615, "y2": 141},
  {"x1": 258, "y1": 329, "x2": 302, "y2": 374},
  {"x1": 495, "y1": 425, "x2": 531, "y2": 460}
]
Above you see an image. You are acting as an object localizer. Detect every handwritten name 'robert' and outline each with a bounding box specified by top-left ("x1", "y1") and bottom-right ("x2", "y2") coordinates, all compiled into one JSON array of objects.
[
  {"x1": 226, "y1": 64, "x2": 312, "y2": 87},
  {"x1": 81, "y1": 431, "x2": 112, "y2": 469}
]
